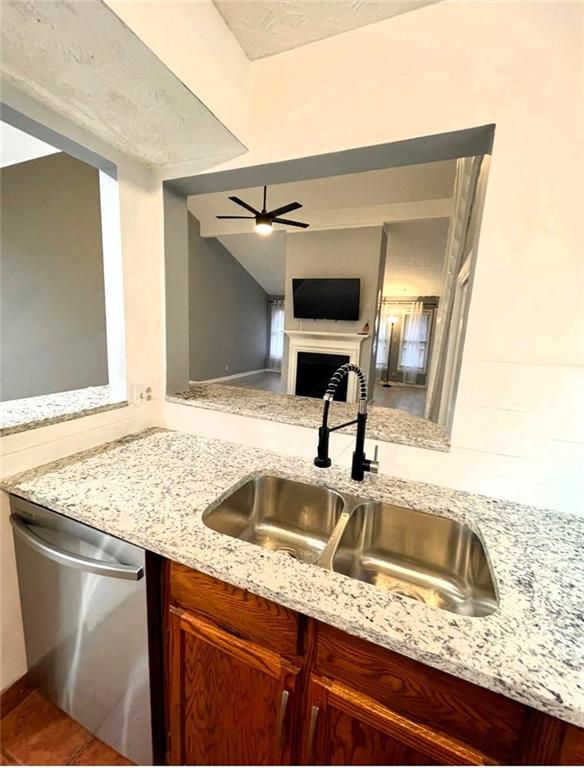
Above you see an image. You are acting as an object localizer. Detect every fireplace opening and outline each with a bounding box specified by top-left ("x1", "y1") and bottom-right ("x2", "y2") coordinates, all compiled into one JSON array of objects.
[{"x1": 295, "y1": 352, "x2": 350, "y2": 401}]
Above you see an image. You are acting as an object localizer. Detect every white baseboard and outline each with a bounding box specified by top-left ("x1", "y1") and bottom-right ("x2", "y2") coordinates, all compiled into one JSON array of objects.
[
  {"x1": 190, "y1": 368, "x2": 269, "y2": 385},
  {"x1": 377, "y1": 379, "x2": 427, "y2": 389}
]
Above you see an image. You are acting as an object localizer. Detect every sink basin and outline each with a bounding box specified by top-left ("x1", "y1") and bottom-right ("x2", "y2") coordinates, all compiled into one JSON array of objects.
[
  {"x1": 203, "y1": 475, "x2": 345, "y2": 564},
  {"x1": 332, "y1": 502, "x2": 498, "y2": 617},
  {"x1": 203, "y1": 475, "x2": 498, "y2": 617}
]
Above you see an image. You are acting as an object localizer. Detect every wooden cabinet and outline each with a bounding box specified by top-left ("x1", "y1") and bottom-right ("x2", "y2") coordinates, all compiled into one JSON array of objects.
[
  {"x1": 304, "y1": 676, "x2": 493, "y2": 766},
  {"x1": 165, "y1": 562, "x2": 583, "y2": 766},
  {"x1": 313, "y1": 623, "x2": 525, "y2": 763},
  {"x1": 167, "y1": 607, "x2": 299, "y2": 765}
]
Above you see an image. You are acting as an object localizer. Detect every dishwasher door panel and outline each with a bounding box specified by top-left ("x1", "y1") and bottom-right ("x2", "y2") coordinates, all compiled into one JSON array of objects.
[{"x1": 10, "y1": 499, "x2": 153, "y2": 765}]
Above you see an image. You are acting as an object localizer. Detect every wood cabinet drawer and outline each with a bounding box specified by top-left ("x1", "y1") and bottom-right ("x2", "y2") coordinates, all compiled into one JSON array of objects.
[
  {"x1": 314, "y1": 623, "x2": 528, "y2": 763},
  {"x1": 169, "y1": 562, "x2": 301, "y2": 657}
]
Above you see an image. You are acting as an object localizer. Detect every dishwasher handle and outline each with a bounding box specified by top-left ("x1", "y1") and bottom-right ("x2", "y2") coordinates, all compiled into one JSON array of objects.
[{"x1": 10, "y1": 515, "x2": 144, "y2": 581}]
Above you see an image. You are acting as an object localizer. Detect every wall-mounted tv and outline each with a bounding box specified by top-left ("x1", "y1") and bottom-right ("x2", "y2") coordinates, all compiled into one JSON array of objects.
[{"x1": 292, "y1": 278, "x2": 360, "y2": 321}]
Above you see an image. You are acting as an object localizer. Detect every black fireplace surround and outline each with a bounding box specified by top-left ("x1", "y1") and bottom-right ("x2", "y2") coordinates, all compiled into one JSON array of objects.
[{"x1": 295, "y1": 352, "x2": 350, "y2": 401}]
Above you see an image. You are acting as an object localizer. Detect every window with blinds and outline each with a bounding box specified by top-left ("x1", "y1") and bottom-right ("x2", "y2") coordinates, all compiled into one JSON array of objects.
[{"x1": 398, "y1": 310, "x2": 431, "y2": 375}]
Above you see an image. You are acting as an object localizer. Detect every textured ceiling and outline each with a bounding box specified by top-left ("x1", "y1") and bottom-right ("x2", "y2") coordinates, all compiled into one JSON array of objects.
[
  {"x1": 0, "y1": 121, "x2": 60, "y2": 168},
  {"x1": 212, "y1": 0, "x2": 440, "y2": 60},
  {"x1": 0, "y1": 0, "x2": 245, "y2": 168}
]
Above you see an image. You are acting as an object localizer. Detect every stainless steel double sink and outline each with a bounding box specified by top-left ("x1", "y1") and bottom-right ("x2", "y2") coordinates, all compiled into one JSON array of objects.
[{"x1": 203, "y1": 475, "x2": 498, "y2": 617}]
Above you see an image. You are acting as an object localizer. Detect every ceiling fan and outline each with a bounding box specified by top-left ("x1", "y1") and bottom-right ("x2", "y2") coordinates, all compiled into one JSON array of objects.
[{"x1": 216, "y1": 185, "x2": 309, "y2": 235}]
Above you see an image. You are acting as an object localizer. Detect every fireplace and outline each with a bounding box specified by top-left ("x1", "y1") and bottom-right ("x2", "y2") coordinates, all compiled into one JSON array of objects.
[
  {"x1": 295, "y1": 352, "x2": 350, "y2": 401},
  {"x1": 285, "y1": 330, "x2": 369, "y2": 403}
]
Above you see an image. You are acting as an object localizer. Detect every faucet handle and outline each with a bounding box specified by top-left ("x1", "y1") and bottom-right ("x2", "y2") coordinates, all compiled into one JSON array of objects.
[{"x1": 367, "y1": 444, "x2": 380, "y2": 474}]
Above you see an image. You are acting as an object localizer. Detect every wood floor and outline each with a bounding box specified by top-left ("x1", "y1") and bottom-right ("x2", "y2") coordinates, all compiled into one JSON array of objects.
[
  {"x1": 1, "y1": 689, "x2": 133, "y2": 766},
  {"x1": 222, "y1": 370, "x2": 283, "y2": 393},
  {"x1": 371, "y1": 383, "x2": 427, "y2": 416}
]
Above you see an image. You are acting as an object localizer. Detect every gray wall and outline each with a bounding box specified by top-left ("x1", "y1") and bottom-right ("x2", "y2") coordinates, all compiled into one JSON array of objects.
[
  {"x1": 164, "y1": 185, "x2": 190, "y2": 394},
  {"x1": 189, "y1": 214, "x2": 268, "y2": 381},
  {"x1": 1, "y1": 152, "x2": 108, "y2": 401}
]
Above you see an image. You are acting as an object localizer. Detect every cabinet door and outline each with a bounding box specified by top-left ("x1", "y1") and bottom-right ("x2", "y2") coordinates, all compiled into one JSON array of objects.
[
  {"x1": 167, "y1": 606, "x2": 298, "y2": 766},
  {"x1": 303, "y1": 675, "x2": 495, "y2": 766}
]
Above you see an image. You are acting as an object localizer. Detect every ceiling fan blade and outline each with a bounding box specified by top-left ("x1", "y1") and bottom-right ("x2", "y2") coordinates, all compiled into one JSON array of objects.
[
  {"x1": 267, "y1": 201, "x2": 302, "y2": 218},
  {"x1": 272, "y1": 217, "x2": 310, "y2": 228},
  {"x1": 228, "y1": 196, "x2": 259, "y2": 215},
  {"x1": 216, "y1": 215, "x2": 256, "y2": 219}
]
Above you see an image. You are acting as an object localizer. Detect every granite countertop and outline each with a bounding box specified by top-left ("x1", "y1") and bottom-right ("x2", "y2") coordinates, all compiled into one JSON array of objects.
[
  {"x1": 0, "y1": 385, "x2": 128, "y2": 437},
  {"x1": 168, "y1": 382, "x2": 450, "y2": 452},
  {"x1": 3, "y1": 428, "x2": 583, "y2": 727}
]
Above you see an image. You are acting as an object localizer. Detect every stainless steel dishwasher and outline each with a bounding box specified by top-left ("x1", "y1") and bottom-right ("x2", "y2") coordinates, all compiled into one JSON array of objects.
[{"x1": 9, "y1": 496, "x2": 164, "y2": 765}]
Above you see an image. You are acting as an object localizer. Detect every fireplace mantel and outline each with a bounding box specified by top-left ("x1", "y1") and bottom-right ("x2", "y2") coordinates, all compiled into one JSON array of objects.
[
  {"x1": 284, "y1": 330, "x2": 369, "y2": 402},
  {"x1": 285, "y1": 330, "x2": 370, "y2": 341}
]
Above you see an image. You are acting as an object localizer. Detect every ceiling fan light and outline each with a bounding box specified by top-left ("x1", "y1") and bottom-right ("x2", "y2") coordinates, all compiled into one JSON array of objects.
[
  {"x1": 255, "y1": 217, "x2": 272, "y2": 235},
  {"x1": 218, "y1": 186, "x2": 308, "y2": 231}
]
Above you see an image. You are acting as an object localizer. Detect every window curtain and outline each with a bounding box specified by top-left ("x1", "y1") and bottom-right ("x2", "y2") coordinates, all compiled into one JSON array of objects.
[
  {"x1": 268, "y1": 299, "x2": 285, "y2": 371},
  {"x1": 425, "y1": 155, "x2": 483, "y2": 424},
  {"x1": 400, "y1": 302, "x2": 427, "y2": 383}
]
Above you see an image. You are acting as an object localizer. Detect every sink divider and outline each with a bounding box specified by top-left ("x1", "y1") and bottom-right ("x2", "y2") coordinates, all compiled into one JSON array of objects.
[{"x1": 315, "y1": 495, "x2": 362, "y2": 570}]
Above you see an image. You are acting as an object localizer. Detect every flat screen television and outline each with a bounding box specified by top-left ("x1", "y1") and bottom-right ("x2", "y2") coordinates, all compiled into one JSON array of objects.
[{"x1": 292, "y1": 278, "x2": 360, "y2": 321}]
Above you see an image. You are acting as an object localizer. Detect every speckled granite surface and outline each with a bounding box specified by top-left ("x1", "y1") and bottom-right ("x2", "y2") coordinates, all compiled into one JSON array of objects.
[
  {"x1": 169, "y1": 383, "x2": 450, "y2": 452},
  {"x1": 3, "y1": 428, "x2": 583, "y2": 726},
  {"x1": 0, "y1": 385, "x2": 128, "y2": 437}
]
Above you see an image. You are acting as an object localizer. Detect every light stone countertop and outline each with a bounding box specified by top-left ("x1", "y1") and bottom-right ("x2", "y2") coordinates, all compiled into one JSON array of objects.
[
  {"x1": 0, "y1": 385, "x2": 128, "y2": 437},
  {"x1": 2, "y1": 428, "x2": 583, "y2": 727},
  {"x1": 168, "y1": 382, "x2": 450, "y2": 452}
]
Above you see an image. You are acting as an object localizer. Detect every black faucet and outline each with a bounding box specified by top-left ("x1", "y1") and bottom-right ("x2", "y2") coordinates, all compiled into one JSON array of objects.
[{"x1": 314, "y1": 363, "x2": 379, "y2": 481}]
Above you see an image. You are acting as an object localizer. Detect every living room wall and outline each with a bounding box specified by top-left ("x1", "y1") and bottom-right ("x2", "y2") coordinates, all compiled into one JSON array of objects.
[
  {"x1": 282, "y1": 226, "x2": 383, "y2": 392},
  {"x1": 384, "y1": 218, "x2": 449, "y2": 297},
  {"x1": 188, "y1": 213, "x2": 268, "y2": 383}
]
